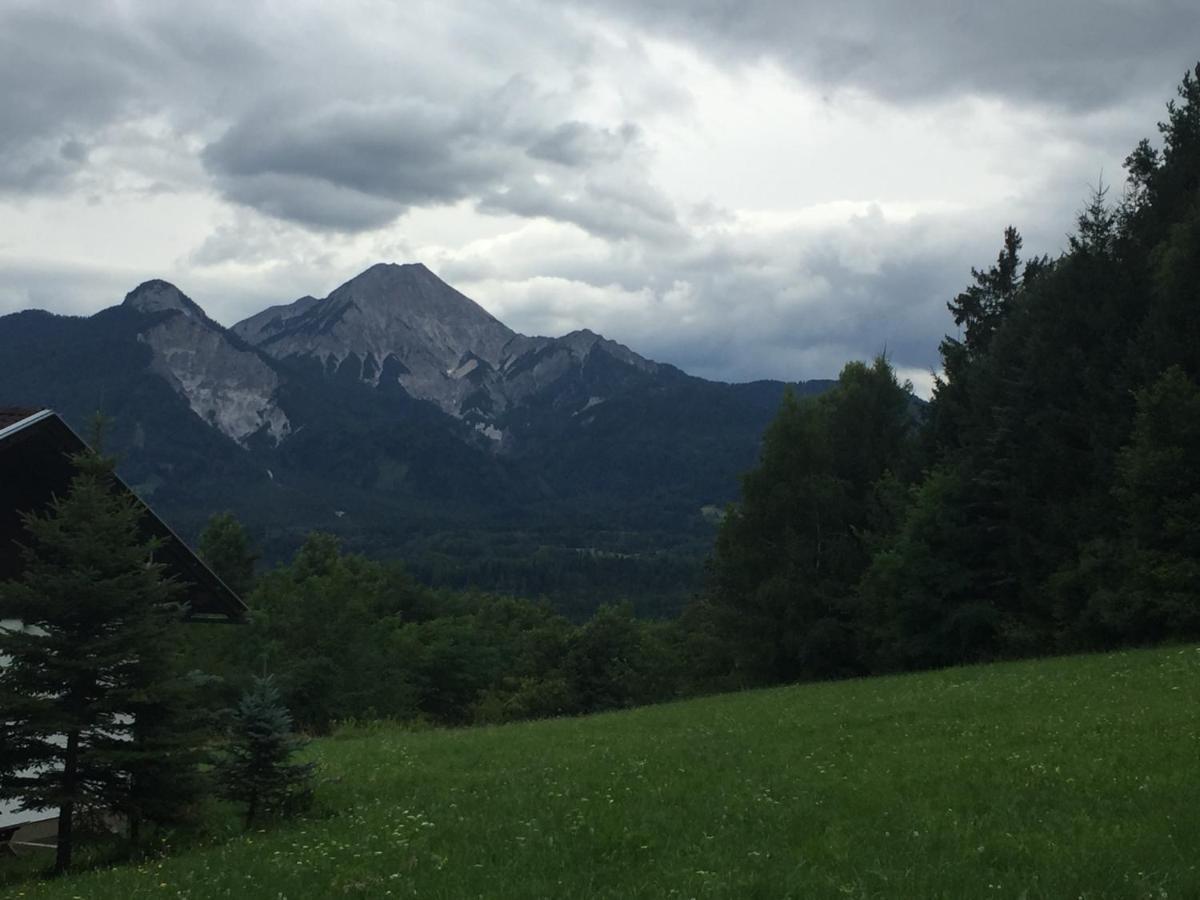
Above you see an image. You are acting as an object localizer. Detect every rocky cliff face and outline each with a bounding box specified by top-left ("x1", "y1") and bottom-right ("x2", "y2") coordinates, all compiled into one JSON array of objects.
[{"x1": 124, "y1": 281, "x2": 291, "y2": 446}]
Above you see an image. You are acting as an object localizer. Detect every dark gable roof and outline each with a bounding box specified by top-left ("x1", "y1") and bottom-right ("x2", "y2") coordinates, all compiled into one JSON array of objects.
[
  {"x1": 0, "y1": 407, "x2": 41, "y2": 430},
  {"x1": 0, "y1": 408, "x2": 246, "y2": 622}
]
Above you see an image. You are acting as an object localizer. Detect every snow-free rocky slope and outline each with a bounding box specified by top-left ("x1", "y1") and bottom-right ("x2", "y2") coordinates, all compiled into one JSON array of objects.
[
  {"x1": 126, "y1": 281, "x2": 291, "y2": 445},
  {"x1": 0, "y1": 263, "x2": 833, "y2": 601},
  {"x1": 233, "y1": 263, "x2": 660, "y2": 446}
]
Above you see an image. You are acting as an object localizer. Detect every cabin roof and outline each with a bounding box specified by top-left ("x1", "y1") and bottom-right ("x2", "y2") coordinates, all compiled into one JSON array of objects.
[
  {"x1": 0, "y1": 406, "x2": 43, "y2": 431},
  {"x1": 0, "y1": 408, "x2": 246, "y2": 622}
]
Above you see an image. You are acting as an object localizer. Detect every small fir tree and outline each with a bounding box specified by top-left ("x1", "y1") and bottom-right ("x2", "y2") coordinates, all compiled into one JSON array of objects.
[
  {"x1": 217, "y1": 676, "x2": 315, "y2": 827},
  {"x1": 0, "y1": 426, "x2": 206, "y2": 872}
]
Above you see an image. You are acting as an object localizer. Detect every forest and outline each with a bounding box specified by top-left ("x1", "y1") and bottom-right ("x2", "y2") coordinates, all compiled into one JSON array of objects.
[{"x1": 187, "y1": 65, "x2": 1200, "y2": 733}]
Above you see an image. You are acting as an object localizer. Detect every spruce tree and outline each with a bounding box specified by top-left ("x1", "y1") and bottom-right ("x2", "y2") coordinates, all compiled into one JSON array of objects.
[
  {"x1": 0, "y1": 433, "x2": 206, "y2": 872},
  {"x1": 216, "y1": 676, "x2": 315, "y2": 827}
]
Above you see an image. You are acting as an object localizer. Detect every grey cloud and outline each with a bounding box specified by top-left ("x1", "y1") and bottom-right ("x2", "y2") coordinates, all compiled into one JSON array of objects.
[
  {"x1": 0, "y1": 8, "x2": 133, "y2": 191},
  {"x1": 0, "y1": 1, "x2": 676, "y2": 240},
  {"x1": 0, "y1": 8, "x2": 139, "y2": 134},
  {"x1": 0, "y1": 142, "x2": 79, "y2": 194},
  {"x1": 186, "y1": 214, "x2": 339, "y2": 270},
  {"x1": 202, "y1": 173, "x2": 363, "y2": 229},
  {"x1": 203, "y1": 96, "x2": 664, "y2": 236},
  {"x1": 205, "y1": 102, "x2": 500, "y2": 202},
  {"x1": 59, "y1": 140, "x2": 90, "y2": 163},
  {"x1": 453, "y1": 200, "x2": 1015, "y2": 389},
  {"x1": 527, "y1": 121, "x2": 640, "y2": 166},
  {"x1": 479, "y1": 173, "x2": 682, "y2": 244},
  {"x1": 0, "y1": 2, "x2": 271, "y2": 195},
  {"x1": 0, "y1": 138, "x2": 95, "y2": 195},
  {"x1": 202, "y1": 101, "x2": 515, "y2": 231},
  {"x1": 585, "y1": 0, "x2": 1199, "y2": 113}
]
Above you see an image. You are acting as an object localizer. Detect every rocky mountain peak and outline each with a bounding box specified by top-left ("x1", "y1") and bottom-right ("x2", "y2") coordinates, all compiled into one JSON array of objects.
[
  {"x1": 358, "y1": 260, "x2": 432, "y2": 281},
  {"x1": 330, "y1": 262, "x2": 511, "y2": 337},
  {"x1": 122, "y1": 280, "x2": 208, "y2": 322},
  {"x1": 558, "y1": 328, "x2": 658, "y2": 373},
  {"x1": 231, "y1": 263, "x2": 522, "y2": 416},
  {"x1": 228, "y1": 263, "x2": 667, "y2": 425},
  {"x1": 234, "y1": 262, "x2": 514, "y2": 354}
]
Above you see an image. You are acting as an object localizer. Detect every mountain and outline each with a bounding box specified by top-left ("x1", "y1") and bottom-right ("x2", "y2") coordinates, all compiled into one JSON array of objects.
[
  {"x1": 0, "y1": 264, "x2": 833, "y2": 614},
  {"x1": 232, "y1": 262, "x2": 663, "y2": 448}
]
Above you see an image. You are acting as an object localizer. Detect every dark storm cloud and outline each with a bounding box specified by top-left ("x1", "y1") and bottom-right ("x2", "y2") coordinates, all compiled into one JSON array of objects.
[
  {"x1": 202, "y1": 109, "x2": 668, "y2": 235},
  {"x1": 201, "y1": 100, "x2": 514, "y2": 231},
  {"x1": 584, "y1": 0, "x2": 1200, "y2": 111},
  {"x1": 200, "y1": 78, "x2": 665, "y2": 235}
]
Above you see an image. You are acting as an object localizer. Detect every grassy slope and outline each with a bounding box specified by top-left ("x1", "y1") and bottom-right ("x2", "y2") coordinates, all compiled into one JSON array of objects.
[{"x1": 8, "y1": 645, "x2": 1200, "y2": 899}]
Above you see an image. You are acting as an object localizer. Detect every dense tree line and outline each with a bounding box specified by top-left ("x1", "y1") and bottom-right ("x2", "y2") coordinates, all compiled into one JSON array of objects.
[
  {"x1": 190, "y1": 527, "x2": 686, "y2": 732},
  {"x1": 403, "y1": 536, "x2": 703, "y2": 620}
]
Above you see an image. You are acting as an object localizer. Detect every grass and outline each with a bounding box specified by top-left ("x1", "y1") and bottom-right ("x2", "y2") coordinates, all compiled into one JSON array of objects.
[{"x1": 4, "y1": 644, "x2": 1199, "y2": 899}]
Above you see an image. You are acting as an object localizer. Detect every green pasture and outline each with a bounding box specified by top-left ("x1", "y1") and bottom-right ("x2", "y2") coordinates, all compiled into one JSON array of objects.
[{"x1": 7, "y1": 644, "x2": 1199, "y2": 899}]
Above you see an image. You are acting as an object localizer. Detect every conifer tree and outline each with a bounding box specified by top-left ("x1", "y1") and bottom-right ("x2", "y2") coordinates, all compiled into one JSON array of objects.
[
  {"x1": 946, "y1": 225, "x2": 1024, "y2": 355},
  {"x1": 198, "y1": 512, "x2": 259, "y2": 597},
  {"x1": 0, "y1": 429, "x2": 206, "y2": 872},
  {"x1": 216, "y1": 676, "x2": 315, "y2": 827}
]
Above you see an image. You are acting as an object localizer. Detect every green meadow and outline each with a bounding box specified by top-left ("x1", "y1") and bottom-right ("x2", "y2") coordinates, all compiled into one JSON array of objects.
[{"x1": 6, "y1": 644, "x2": 1199, "y2": 899}]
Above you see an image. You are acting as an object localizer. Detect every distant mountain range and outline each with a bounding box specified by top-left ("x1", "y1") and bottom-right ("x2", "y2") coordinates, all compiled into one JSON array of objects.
[{"x1": 0, "y1": 263, "x2": 832, "y2": 612}]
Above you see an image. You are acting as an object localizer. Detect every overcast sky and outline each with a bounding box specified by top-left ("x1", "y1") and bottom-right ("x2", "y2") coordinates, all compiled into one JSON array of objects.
[{"x1": 1, "y1": 1, "x2": 1196, "y2": 394}]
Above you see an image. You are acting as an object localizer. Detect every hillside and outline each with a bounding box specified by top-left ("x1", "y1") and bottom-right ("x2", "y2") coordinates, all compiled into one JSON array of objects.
[{"x1": 9, "y1": 644, "x2": 1199, "y2": 899}]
